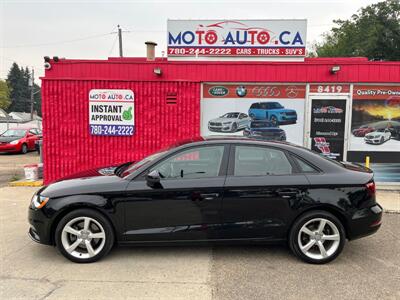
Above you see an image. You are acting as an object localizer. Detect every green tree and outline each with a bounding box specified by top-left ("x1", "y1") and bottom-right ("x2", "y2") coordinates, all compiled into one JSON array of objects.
[
  {"x1": 6, "y1": 63, "x2": 29, "y2": 112},
  {"x1": 0, "y1": 80, "x2": 11, "y2": 110},
  {"x1": 6, "y1": 63, "x2": 41, "y2": 115},
  {"x1": 313, "y1": 0, "x2": 400, "y2": 60}
]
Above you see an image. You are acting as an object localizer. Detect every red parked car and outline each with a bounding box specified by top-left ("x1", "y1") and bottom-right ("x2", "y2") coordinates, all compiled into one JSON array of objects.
[
  {"x1": 352, "y1": 125, "x2": 375, "y2": 137},
  {"x1": 0, "y1": 128, "x2": 42, "y2": 154}
]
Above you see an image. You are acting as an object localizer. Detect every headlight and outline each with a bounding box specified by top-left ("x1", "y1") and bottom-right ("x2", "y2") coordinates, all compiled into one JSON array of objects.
[
  {"x1": 10, "y1": 139, "x2": 20, "y2": 145},
  {"x1": 223, "y1": 121, "x2": 232, "y2": 125},
  {"x1": 31, "y1": 194, "x2": 49, "y2": 209}
]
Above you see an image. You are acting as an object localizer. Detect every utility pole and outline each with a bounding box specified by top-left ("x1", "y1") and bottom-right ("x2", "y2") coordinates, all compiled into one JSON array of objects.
[
  {"x1": 29, "y1": 68, "x2": 35, "y2": 120},
  {"x1": 118, "y1": 25, "x2": 123, "y2": 57}
]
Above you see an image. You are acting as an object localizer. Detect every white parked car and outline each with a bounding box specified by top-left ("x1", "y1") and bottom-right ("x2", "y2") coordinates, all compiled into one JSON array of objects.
[
  {"x1": 364, "y1": 128, "x2": 391, "y2": 145},
  {"x1": 208, "y1": 112, "x2": 251, "y2": 133}
]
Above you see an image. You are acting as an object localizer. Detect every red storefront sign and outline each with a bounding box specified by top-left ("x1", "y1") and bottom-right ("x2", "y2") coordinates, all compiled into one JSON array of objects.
[
  {"x1": 203, "y1": 84, "x2": 306, "y2": 99},
  {"x1": 309, "y1": 84, "x2": 350, "y2": 94},
  {"x1": 167, "y1": 20, "x2": 307, "y2": 59}
]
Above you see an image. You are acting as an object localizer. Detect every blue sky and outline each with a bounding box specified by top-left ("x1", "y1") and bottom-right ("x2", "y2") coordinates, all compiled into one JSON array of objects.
[{"x1": 0, "y1": 0, "x2": 379, "y2": 81}]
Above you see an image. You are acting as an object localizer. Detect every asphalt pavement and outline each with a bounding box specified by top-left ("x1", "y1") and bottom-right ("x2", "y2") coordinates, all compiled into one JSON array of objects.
[{"x1": 0, "y1": 186, "x2": 399, "y2": 300}]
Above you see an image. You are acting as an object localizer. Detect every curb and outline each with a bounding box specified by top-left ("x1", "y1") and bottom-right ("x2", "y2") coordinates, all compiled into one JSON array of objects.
[
  {"x1": 383, "y1": 210, "x2": 400, "y2": 214},
  {"x1": 8, "y1": 180, "x2": 43, "y2": 187}
]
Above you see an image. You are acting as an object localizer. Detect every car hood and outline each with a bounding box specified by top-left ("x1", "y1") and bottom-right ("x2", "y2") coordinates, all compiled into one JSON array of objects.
[
  {"x1": 210, "y1": 117, "x2": 235, "y2": 123},
  {"x1": 0, "y1": 136, "x2": 22, "y2": 143},
  {"x1": 250, "y1": 127, "x2": 283, "y2": 133},
  {"x1": 41, "y1": 174, "x2": 128, "y2": 198},
  {"x1": 365, "y1": 132, "x2": 383, "y2": 138}
]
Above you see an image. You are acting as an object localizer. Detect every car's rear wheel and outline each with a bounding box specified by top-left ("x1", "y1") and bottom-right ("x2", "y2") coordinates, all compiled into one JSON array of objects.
[
  {"x1": 55, "y1": 209, "x2": 114, "y2": 263},
  {"x1": 289, "y1": 211, "x2": 345, "y2": 264},
  {"x1": 21, "y1": 143, "x2": 28, "y2": 154}
]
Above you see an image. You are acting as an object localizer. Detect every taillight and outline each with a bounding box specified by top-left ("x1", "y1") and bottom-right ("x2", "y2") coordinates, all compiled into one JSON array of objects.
[{"x1": 366, "y1": 181, "x2": 376, "y2": 196}]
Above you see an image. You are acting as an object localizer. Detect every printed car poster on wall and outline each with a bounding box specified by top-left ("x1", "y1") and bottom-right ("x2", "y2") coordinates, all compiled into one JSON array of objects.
[
  {"x1": 310, "y1": 99, "x2": 347, "y2": 161},
  {"x1": 349, "y1": 85, "x2": 400, "y2": 151},
  {"x1": 201, "y1": 84, "x2": 305, "y2": 145},
  {"x1": 89, "y1": 89, "x2": 135, "y2": 136}
]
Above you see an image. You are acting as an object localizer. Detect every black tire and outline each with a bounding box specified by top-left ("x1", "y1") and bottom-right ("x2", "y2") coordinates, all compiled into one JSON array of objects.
[
  {"x1": 21, "y1": 143, "x2": 28, "y2": 154},
  {"x1": 231, "y1": 122, "x2": 238, "y2": 132},
  {"x1": 289, "y1": 210, "x2": 346, "y2": 264},
  {"x1": 270, "y1": 115, "x2": 279, "y2": 126},
  {"x1": 380, "y1": 137, "x2": 384, "y2": 144},
  {"x1": 55, "y1": 209, "x2": 115, "y2": 263}
]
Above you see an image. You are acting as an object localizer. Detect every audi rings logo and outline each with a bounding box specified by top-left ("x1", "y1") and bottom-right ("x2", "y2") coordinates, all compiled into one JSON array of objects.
[
  {"x1": 285, "y1": 86, "x2": 299, "y2": 98},
  {"x1": 236, "y1": 86, "x2": 247, "y2": 97},
  {"x1": 252, "y1": 86, "x2": 281, "y2": 97}
]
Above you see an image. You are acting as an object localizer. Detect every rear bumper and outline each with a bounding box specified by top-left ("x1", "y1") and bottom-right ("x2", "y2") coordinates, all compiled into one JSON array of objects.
[{"x1": 347, "y1": 204, "x2": 383, "y2": 240}]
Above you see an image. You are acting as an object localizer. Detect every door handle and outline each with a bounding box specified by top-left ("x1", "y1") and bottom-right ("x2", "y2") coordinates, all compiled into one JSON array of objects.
[
  {"x1": 199, "y1": 193, "x2": 220, "y2": 200},
  {"x1": 277, "y1": 189, "x2": 300, "y2": 199}
]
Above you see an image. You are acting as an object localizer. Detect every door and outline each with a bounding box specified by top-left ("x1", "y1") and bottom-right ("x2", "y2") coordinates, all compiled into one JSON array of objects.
[
  {"x1": 123, "y1": 144, "x2": 229, "y2": 242},
  {"x1": 221, "y1": 145, "x2": 309, "y2": 240},
  {"x1": 26, "y1": 129, "x2": 38, "y2": 150},
  {"x1": 307, "y1": 97, "x2": 349, "y2": 161}
]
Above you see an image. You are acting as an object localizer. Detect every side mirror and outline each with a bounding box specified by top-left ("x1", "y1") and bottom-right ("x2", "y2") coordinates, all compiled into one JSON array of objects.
[{"x1": 146, "y1": 170, "x2": 161, "y2": 187}]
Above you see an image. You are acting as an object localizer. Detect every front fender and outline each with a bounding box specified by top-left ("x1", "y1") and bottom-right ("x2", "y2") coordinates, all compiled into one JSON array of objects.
[{"x1": 44, "y1": 194, "x2": 124, "y2": 245}]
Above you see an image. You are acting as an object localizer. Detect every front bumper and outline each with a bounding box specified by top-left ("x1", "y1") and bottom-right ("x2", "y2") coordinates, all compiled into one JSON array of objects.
[
  {"x1": 28, "y1": 206, "x2": 53, "y2": 245},
  {"x1": 208, "y1": 125, "x2": 233, "y2": 132},
  {"x1": 364, "y1": 138, "x2": 382, "y2": 144},
  {"x1": 0, "y1": 144, "x2": 19, "y2": 152},
  {"x1": 347, "y1": 204, "x2": 383, "y2": 240},
  {"x1": 278, "y1": 116, "x2": 297, "y2": 125}
]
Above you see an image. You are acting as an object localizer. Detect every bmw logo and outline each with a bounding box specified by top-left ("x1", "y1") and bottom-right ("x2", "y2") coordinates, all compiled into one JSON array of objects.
[{"x1": 236, "y1": 86, "x2": 247, "y2": 97}]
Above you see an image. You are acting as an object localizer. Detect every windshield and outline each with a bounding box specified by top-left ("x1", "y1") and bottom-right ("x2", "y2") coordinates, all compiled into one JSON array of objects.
[
  {"x1": 221, "y1": 113, "x2": 239, "y2": 118},
  {"x1": 251, "y1": 121, "x2": 273, "y2": 128},
  {"x1": 120, "y1": 150, "x2": 168, "y2": 177},
  {"x1": 1, "y1": 129, "x2": 26, "y2": 137}
]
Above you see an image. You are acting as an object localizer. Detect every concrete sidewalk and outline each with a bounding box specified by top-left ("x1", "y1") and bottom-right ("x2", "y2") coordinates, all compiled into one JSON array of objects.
[{"x1": 376, "y1": 189, "x2": 400, "y2": 213}]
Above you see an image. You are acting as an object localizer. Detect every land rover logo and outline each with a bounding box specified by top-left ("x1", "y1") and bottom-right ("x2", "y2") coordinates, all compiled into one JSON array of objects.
[
  {"x1": 208, "y1": 86, "x2": 229, "y2": 97},
  {"x1": 236, "y1": 86, "x2": 247, "y2": 97}
]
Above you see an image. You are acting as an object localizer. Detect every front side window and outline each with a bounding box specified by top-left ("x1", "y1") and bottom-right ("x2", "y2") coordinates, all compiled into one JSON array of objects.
[
  {"x1": 234, "y1": 146, "x2": 292, "y2": 176},
  {"x1": 150, "y1": 146, "x2": 225, "y2": 179}
]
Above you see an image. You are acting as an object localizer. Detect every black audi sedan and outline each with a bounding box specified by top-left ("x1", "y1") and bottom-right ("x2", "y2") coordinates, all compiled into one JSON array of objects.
[
  {"x1": 243, "y1": 120, "x2": 286, "y2": 141},
  {"x1": 28, "y1": 137, "x2": 382, "y2": 264}
]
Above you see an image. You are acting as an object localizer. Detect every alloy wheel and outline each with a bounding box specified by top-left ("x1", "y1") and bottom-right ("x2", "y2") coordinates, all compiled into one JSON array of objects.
[
  {"x1": 297, "y1": 218, "x2": 340, "y2": 260},
  {"x1": 61, "y1": 216, "x2": 106, "y2": 259}
]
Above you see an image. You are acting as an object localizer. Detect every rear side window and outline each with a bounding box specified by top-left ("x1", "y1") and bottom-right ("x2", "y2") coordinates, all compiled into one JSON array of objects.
[
  {"x1": 234, "y1": 146, "x2": 293, "y2": 176},
  {"x1": 291, "y1": 155, "x2": 319, "y2": 173}
]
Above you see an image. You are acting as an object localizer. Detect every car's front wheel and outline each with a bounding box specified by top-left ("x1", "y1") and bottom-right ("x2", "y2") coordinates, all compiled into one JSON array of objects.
[
  {"x1": 289, "y1": 211, "x2": 345, "y2": 264},
  {"x1": 231, "y1": 122, "x2": 238, "y2": 132},
  {"x1": 21, "y1": 143, "x2": 28, "y2": 154},
  {"x1": 55, "y1": 209, "x2": 114, "y2": 263}
]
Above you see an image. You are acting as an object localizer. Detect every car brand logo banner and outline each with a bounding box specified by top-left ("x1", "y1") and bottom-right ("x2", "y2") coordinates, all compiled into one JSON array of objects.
[
  {"x1": 203, "y1": 84, "x2": 306, "y2": 99},
  {"x1": 168, "y1": 20, "x2": 307, "y2": 59},
  {"x1": 89, "y1": 89, "x2": 135, "y2": 136}
]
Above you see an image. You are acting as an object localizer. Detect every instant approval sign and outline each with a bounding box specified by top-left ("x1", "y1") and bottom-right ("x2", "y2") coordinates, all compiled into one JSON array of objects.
[{"x1": 89, "y1": 89, "x2": 135, "y2": 136}]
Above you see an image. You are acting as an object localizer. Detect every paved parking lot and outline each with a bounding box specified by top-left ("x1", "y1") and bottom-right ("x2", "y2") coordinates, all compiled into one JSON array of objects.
[
  {"x1": 0, "y1": 152, "x2": 39, "y2": 187},
  {"x1": 0, "y1": 186, "x2": 399, "y2": 300}
]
